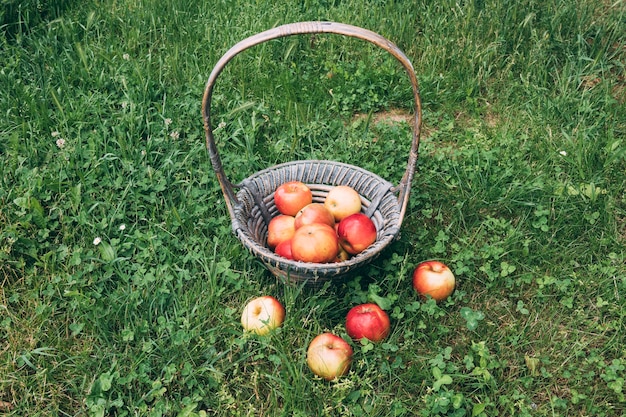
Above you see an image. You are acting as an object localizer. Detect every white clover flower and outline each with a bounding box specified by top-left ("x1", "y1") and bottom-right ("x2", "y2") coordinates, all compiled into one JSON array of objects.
[
  {"x1": 169, "y1": 131, "x2": 180, "y2": 140},
  {"x1": 164, "y1": 118, "x2": 172, "y2": 127},
  {"x1": 559, "y1": 150, "x2": 567, "y2": 156},
  {"x1": 51, "y1": 131, "x2": 61, "y2": 137},
  {"x1": 123, "y1": 53, "x2": 130, "y2": 61},
  {"x1": 218, "y1": 121, "x2": 226, "y2": 129},
  {"x1": 93, "y1": 237, "x2": 102, "y2": 246},
  {"x1": 119, "y1": 224, "x2": 126, "y2": 231},
  {"x1": 56, "y1": 138, "x2": 66, "y2": 149},
  {"x1": 121, "y1": 101, "x2": 128, "y2": 109}
]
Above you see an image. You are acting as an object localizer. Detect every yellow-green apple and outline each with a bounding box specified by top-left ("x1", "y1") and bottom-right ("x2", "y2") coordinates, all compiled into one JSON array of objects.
[
  {"x1": 334, "y1": 244, "x2": 350, "y2": 263},
  {"x1": 274, "y1": 181, "x2": 312, "y2": 216},
  {"x1": 306, "y1": 333, "x2": 353, "y2": 380},
  {"x1": 241, "y1": 296, "x2": 286, "y2": 336},
  {"x1": 294, "y1": 203, "x2": 335, "y2": 230},
  {"x1": 274, "y1": 239, "x2": 294, "y2": 260},
  {"x1": 267, "y1": 214, "x2": 295, "y2": 250},
  {"x1": 412, "y1": 260, "x2": 456, "y2": 302},
  {"x1": 291, "y1": 223, "x2": 339, "y2": 263},
  {"x1": 336, "y1": 213, "x2": 377, "y2": 255},
  {"x1": 345, "y1": 303, "x2": 390, "y2": 342},
  {"x1": 324, "y1": 185, "x2": 362, "y2": 221}
]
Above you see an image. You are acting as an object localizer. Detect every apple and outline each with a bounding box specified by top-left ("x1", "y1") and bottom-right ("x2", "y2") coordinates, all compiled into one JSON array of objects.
[
  {"x1": 324, "y1": 185, "x2": 362, "y2": 221},
  {"x1": 294, "y1": 203, "x2": 335, "y2": 230},
  {"x1": 241, "y1": 296, "x2": 286, "y2": 336},
  {"x1": 274, "y1": 239, "x2": 294, "y2": 260},
  {"x1": 336, "y1": 213, "x2": 377, "y2": 255},
  {"x1": 306, "y1": 333, "x2": 353, "y2": 380},
  {"x1": 291, "y1": 223, "x2": 339, "y2": 263},
  {"x1": 335, "y1": 244, "x2": 351, "y2": 262},
  {"x1": 412, "y1": 260, "x2": 456, "y2": 302},
  {"x1": 345, "y1": 303, "x2": 390, "y2": 342},
  {"x1": 267, "y1": 214, "x2": 296, "y2": 250},
  {"x1": 274, "y1": 181, "x2": 313, "y2": 216}
]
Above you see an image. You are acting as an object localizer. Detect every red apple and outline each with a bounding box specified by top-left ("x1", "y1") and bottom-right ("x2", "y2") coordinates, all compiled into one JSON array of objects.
[
  {"x1": 336, "y1": 213, "x2": 377, "y2": 255},
  {"x1": 291, "y1": 223, "x2": 339, "y2": 263},
  {"x1": 306, "y1": 333, "x2": 353, "y2": 380},
  {"x1": 241, "y1": 296, "x2": 286, "y2": 336},
  {"x1": 274, "y1": 239, "x2": 294, "y2": 260},
  {"x1": 294, "y1": 203, "x2": 335, "y2": 230},
  {"x1": 274, "y1": 181, "x2": 313, "y2": 216},
  {"x1": 412, "y1": 260, "x2": 456, "y2": 302},
  {"x1": 345, "y1": 303, "x2": 390, "y2": 342},
  {"x1": 324, "y1": 185, "x2": 362, "y2": 221},
  {"x1": 267, "y1": 214, "x2": 295, "y2": 250}
]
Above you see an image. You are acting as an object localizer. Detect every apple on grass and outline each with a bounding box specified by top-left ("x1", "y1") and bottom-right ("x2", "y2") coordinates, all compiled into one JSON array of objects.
[
  {"x1": 306, "y1": 333, "x2": 353, "y2": 380},
  {"x1": 337, "y1": 213, "x2": 377, "y2": 255},
  {"x1": 294, "y1": 203, "x2": 335, "y2": 230},
  {"x1": 412, "y1": 260, "x2": 456, "y2": 302},
  {"x1": 241, "y1": 296, "x2": 285, "y2": 336},
  {"x1": 291, "y1": 223, "x2": 339, "y2": 263},
  {"x1": 267, "y1": 214, "x2": 295, "y2": 250},
  {"x1": 324, "y1": 185, "x2": 362, "y2": 221},
  {"x1": 345, "y1": 303, "x2": 390, "y2": 342},
  {"x1": 274, "y1": 181, "x2": 313, "y2": 216}
]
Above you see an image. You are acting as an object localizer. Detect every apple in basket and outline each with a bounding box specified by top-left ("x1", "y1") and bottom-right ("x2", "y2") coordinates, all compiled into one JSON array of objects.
[
  {"x1": 241, "y1": 296, "x2": 286, "y2": 336},
  {"x1": 291, "y1": 223, "x2": 339, "y2": 263},
  {"x1": 324, "y1": 185, "x2": 362, "y2": 221},
  {"x1": 345, "y1": 303, "x2": 390, "y2": 343},
  {"x1": 335, "y1": 244, "x2": 351, "y2": 262},
  {"x1": 294, "y1": 203, "x2": 336, "y2": 230},
  {"x1": 274, "y1": 239, "x2": 294, "y2": 260},
  {"x1": 412, "y1": 260, "x2": 456, "y2": 302},
  {"x1": 306, "y1": 333, "x2": 353, "y2": 380},
  {"x1": 267, "y1": 214, "x2": 296, "y2": 250},
  {"x1": 274, "y1": 181, "x2": 313, "y2": 216},
  {"x1": 336, "y1": 213, "x2": 377, "y2": 255}
]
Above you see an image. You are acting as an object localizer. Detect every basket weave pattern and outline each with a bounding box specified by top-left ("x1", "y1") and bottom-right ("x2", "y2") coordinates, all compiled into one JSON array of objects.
[{"x1": 203, "y1": 22, "x2": 422, "y2": 285}]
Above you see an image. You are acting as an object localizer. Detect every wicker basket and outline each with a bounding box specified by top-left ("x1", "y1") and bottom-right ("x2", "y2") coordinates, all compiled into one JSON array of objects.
[{"x1": 202, "y1": 22, "x2": 422, "y2": 286}]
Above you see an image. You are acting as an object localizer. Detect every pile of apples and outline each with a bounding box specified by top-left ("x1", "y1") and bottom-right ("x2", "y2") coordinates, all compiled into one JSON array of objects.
[
  {"x1": 241, "y1": 260, "x2": 457, "y2": 381},
  {"x1": 267, "y1": 181, "x2": 377, "y2": 263}
]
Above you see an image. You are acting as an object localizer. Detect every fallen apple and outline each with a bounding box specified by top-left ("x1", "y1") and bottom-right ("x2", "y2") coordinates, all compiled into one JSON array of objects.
[
  {"x1": 241, "y1": 296, "x2": 286, "y2": 336},
  {"x1": 324, "y1": 185, "x2": 362, "y2": 221},
  {"x1": 291, "y1": 223, "x2": 339, "y2": 263},
  {"x1": 412, "y1": 260, "x2": 456, "y2": 302},
  {"x1": 294, "y1": 203, "x2": 335, "y2": 230},
  {"x1": 267, "y1": 214, "x2": 296, "y2": 250},
  {"x1": 345, "y1": 303, "x2": 390, "y2": 342},
  {"x1": 306, "y1": 333, "x2": 353, "y2": 380},
  {"x1": 336, "y1": 213, "x2": 377, "y2": 255},
  {"x1": 274, "y1": 181, "x2": 313, "y2": 216}
]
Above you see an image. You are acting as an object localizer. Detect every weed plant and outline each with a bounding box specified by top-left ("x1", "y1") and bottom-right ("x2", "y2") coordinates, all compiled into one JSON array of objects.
[{"x1": 1, "y1": 0, "x2": 625, "y2": 416}]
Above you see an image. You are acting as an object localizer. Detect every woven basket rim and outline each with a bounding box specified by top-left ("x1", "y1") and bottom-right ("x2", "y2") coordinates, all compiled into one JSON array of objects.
[{"x1": 235, "y1": 159, "x2": 393, "y2": 188}]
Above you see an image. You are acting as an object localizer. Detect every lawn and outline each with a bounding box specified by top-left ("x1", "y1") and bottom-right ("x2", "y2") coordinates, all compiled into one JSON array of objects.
[{"x1": 1, "y1": 0, "x2": 625, "y2": 416}]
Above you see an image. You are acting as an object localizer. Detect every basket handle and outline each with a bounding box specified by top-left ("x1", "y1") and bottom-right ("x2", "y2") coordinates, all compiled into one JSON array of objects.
[{"x1": 202, "y1": 21, "x2": 422, "y2": 223}]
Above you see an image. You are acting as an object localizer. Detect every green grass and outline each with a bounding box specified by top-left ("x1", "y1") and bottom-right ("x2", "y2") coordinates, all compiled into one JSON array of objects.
[{"x1": 1, "y1": 0, "x2": 625, "y2": 415}]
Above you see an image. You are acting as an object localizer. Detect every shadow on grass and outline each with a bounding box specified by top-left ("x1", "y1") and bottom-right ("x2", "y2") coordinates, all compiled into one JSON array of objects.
[{"x1": 1, "y1": 0, "x2": 76, "y2": 40}]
